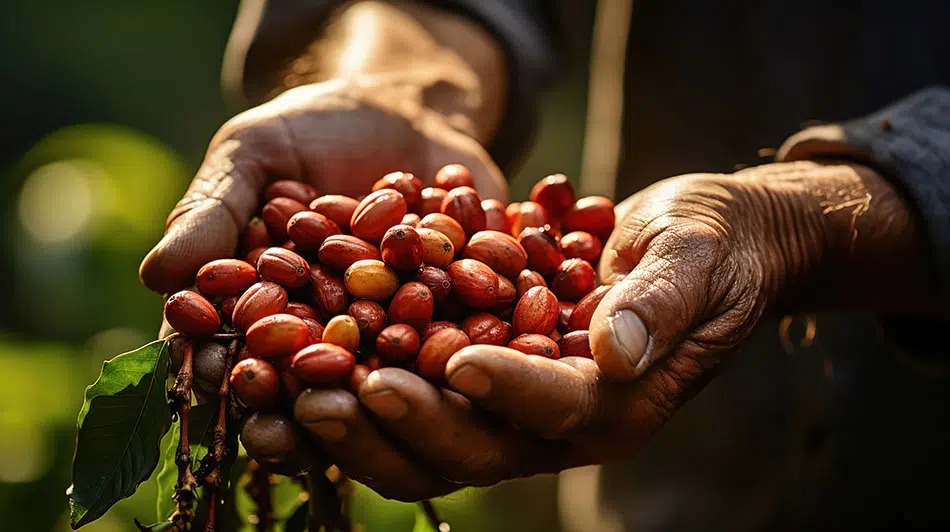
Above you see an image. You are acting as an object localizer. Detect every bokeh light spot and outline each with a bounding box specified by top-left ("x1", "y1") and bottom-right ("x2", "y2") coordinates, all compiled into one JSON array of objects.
[{"x1": 17, "y1": 159, "x2": 101, "y2": 245}]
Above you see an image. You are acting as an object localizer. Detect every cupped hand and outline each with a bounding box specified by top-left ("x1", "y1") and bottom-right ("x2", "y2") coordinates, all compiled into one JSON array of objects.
[
  {"x1": 139, "y1": 79, "x2": 506, "y2": 294},
  {"x1": 294, "y1": 162, "x2": 878, "y2": 501}
]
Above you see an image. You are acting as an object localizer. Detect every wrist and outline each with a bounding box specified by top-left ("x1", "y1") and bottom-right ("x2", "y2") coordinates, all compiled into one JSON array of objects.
[
  {"x1": 736, "y1": 161, "x2": 938, "y2": 315},
  {"x1": 238, "y1": 1, "x2": 506, "y2": 145}
]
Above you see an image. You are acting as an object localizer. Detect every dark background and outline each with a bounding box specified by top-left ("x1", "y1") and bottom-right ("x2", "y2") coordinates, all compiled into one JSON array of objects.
[{"x1": 0, "y1": 1, "x2": 593, "y2": 530}]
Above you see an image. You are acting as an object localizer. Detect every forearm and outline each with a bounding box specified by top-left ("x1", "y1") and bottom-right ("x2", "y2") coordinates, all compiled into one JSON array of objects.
[{"x1": 227, "y1": 1, "x2": 507, "y2": 144}]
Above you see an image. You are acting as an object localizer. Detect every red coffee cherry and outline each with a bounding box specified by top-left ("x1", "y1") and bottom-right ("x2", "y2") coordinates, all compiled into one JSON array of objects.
[
  {"x1": 482, "y1": 199, "x2": 511, "y2": 233},
  {"x1": 165, "y1": 290, "x2": 221, "y2": 337},
  {"x1": 290, "y1": 343, "x2": 356, "y2": 384},
  {"x1": 508, "y1": 333, "x2": 560, "y2": 359},
  {"x1": 230, "y1": 358, "x2": 280, "y2": 411},
  {"x1": 257, "y1": 247, "x2": 310, "y2": 288},
  {"x1": 388, "y1": 282, "x2": 434, "y2": 331},
  {"x1": 440, "y1": 186, "x2": 486, "y2": 237},
  {"x1": 372, "y1": 171, "x2": 423, "y2": 212},
  {"x1": 529, "y1": 174, "x2": 576, "y2": 221},
  {"x1": 347, "y1": 300, "x2": 388, "y2": 341},
  {"x1": 310, "y1": 195, "x2": 359, "y2": 233},
  {"x1": 286, "y1": 211, "x2": 341, "y2": 251},
  {"x1": 419, "y1": 187, "x2": 448, "y2": 216},
  {"x1": 317, "y1": 235, "x2": 381, "y2": 273},
  {"x1": 350, "y1": 189, "x2": 408, "y2": 244},
  {"x1": 562, "y1": 196, "x2": 616, "y2": 242},
  {"x1": 245, "y1": 313, "x2": 310, "y2": 358},
  {"x1": 463, "y1": 230, "x2": 528, "y2": 278},
  {"x1": 461, "y1": 313, "x2": 512, "y2": 346},
  {"x1": 560, "y1": 231, "x2": 603, "y2": 263},
  {"x1": 261, "y1": 197, "x2": 308, "y2": 242},
  {"x1": 550, "y1": 258, "x2": 596, "y2": 302},
  {"x1": 518, "y1": 226, "x2": 565, "y2": 277},
  {"x1": 240, "y1": 217, "x2": 271, "y2": 255},
  {"x1": 447, "y1": 259, "x2": 498, "y2": 309},
  {"x1": 416, "y1": 328, "x2": 471, "y2": 381},
  {"x1": 232, "y1": 282, "x2": 289, "y2": 332},
  {"x1": 512, "y1": 286, "x2": 559, "y2": 336},
  {"x1": 433, "y1": 164, "x2": 474, "y2": 190},
  {"x1": 264, "y1": 180, "x2": 319, "y2": 205},
  {"x1": 568, "y1": 284, "x2": 612, "y2": 331},
  {"x1": 196, "y1": 259, "x2": 258, "y2": 298},
  {"x1": 558, "y1": 330, "x2": 592, "y2": 358},
  {"x1": 380, "y1": 224, "x2": 424, "y2": 273},
  {"x1": 375, "y1": 324, "x2": 421, "y2": 363}
]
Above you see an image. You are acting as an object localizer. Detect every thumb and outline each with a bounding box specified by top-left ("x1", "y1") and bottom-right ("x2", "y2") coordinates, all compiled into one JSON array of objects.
[
  {"x1": 589, "y1": 229, "x2": 719, "y2": 381},
  {"x1": 139, "y1": 122, "x2": 299, "y2": 293}
]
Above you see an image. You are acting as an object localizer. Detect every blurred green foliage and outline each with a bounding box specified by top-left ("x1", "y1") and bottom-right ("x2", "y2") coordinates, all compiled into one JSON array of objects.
[{"x1": 0, "y1": 1, "x2": 592, "y2": 530}]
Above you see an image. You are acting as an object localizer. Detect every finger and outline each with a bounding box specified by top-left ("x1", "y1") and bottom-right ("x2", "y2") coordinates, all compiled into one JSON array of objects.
[
  {"x1": 590, "y1": 226, "x2": 725, "y2": 380},
  {"x1": 139, "y1": 121, "x2": 300, "y2": 294},
  {"x1": 445, "y1": 346, "x2": 599, "y2": 439},
  {"x1": 358, "y1": 368, "x2": 550, "y2": 484},
  {"x1": 294, "y1": 388, "x2": 455, "y2": 501}
]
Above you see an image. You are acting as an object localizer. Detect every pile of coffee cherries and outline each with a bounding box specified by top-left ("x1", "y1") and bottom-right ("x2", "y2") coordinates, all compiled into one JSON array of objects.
[{"x1": 163, "y1": 165, "x2": 614, "y2": 463}]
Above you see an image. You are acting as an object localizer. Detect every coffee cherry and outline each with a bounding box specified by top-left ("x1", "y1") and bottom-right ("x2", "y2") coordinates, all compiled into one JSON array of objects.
[
  {"x1": 287, "y1": 211, "x2": 341, "y2": 251},
  {"x1": 422, "y1": 321, "x2": 460, "y2": 342},
  {"x1": 219, "y1": 297, "x2": 237, "y2": 324},
  {"x1": 165, "y1": 290, "x2": 220, "y2": 337},
  {"x1": 388, "y1": 282, "x2": 434, "y2": 331},
  {"x1": 562, "y1": 196, "x2": 615, "y2": 242},
  {"x1": 529, "y1": 174, "x2": 576, "y2": 220},
  {"x1": 417, "y1": 213, "x2": 466, "y2": 252},
  {"x1": 308, "y1": 264, "x2": 350, "y2": 321},
  {"x1": 301, "y1": 317, "x2": 325, "y2": 344},
  {"x1": 372, "y1": 171, "x2": 423, "y2": 212},
  {"x1": 447, "y1": 259, "x2": 498, "y2": 309},
  {"x1": 508, "y1": 334, "x2": 560, "y2": 359},
  {"x1": 264, "y1": 180, "x2": 319, "y2": 205},
  {"x1": 350, "y1": 189, "x2": 408, "y2": 243},
  {"x1": 232, "y1": 282, "x2": 288, "y2": 332},
  {"x1": 558, "y1": 330, "x2": 592, "y2": 358},
  {"x1": 375, "y1": 324, "x2": 421, "y2": 362},
  {"x1": 257, "y1": 247, "x2": 310, "y2": 288},
  {"x1": 230, "y1": 358, "x2": 280, "y2": 411},
  {"x1": 433, "y1": 164, "x2": 474, "y2": 190},
  {"x1": 310, "y1": 195, "x2": 359, "y2": 233},
  {"x1": 401, "y1": 213, "x2": 421, "y2": 226},
  {"x1": 482, "y1": 199, "x2": 511, "y2": 233},
  {"x1": 347, "y1": 300, "x2": 387, "y2": 341},
  {"x1": 290, "y1": 343, "x2": 356, "y2": 384},
  {"x1": 245, "y1": 313, "x2": 310, "y2": 358},
  {"x1": 518, "y1": 226, "x2": 565, "y2": 276},
  {"x1": 568, "y1": 284, "x2": 611, "y2": 331},
  {"x1": 461, "y1": 313, "x2": 512, "y2": 346},
  {"x1": 515, "y1": 270, "x2": 547, "y2": 298},
  {"x1": 380, "y1": 224, "x2": 424, "y2": 272},
  {"x1": 261, "y1": 197, "x2": 308, "y2": 242},
  {"x1": 195, "y1": 259, "x2": 258, "y2": 298},
  {"x1": 416, "y1": 228, "x2": 455, "y2": 268},
  {"x1": 558, "y1": 301, "x2": 575, "y2": 333},
  {"x1": 240, "y1": 217, "x2": 271, "y2": 255},
  {"x1": 344, "y1": 260, "x2": 399, "y2": 300},
  {"x1": 512, "y1": 286, "x2": 559, "y2": 336},
  {"x1": 322, "y1": 315, "x2": 360, "y2": 353},
  {"x1": 349, "y1": 364, "x2": 372, "y2": 394},
  {"x1": 416, "y1": 328, "x2": 471, "y2": 380},
  {"x1": 245, "y1": 246, "x2": 268, "y2": 268},
  {"x1": 463, "y1": 230, "x2": 528, "y2": 278},
  {"x1": 550, "y1": 258, "x2": 596, "y2": 302},
  {"x1": 492, "y1": 276, "x2": 517, "y2": 310},
  {"x1": 415, "y1": 266, "x2": 453, "y2": 304},
  {"x1": 285, "y1": 302, "x2": 318, "y2": 321},
  {"x1": 560, "y1": 231, "x2": 603, "y2": 263},
  {"x1": 318, "y1": 235, "x2": 381, "y2": 272},
  {"x1": 419, "y1": 187, "x2": 448, "y2": 216},
  {"x1": 441, "y1": 186, "x2": 486, "y2": 237},
  {"x1": 509, "y1": 201, "x2": 550, "y2": 236}
]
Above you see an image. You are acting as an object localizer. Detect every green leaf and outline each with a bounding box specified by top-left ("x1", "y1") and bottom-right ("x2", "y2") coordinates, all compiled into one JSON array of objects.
[
  {"x1": 68, "y1": 339, "x2": 172, "y2": 528},
  {"x1": 154, "y1": 402, "x2": 216, "y2": 521}
]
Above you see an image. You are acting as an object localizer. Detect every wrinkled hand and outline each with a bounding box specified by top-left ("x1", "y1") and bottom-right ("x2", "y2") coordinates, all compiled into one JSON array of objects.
[
  {"x1": 296, "y1": 161, "x2": 890, "y2": 501},
  {"x1": 139, "y1": 79, "x2": 506, "y2": 294}
]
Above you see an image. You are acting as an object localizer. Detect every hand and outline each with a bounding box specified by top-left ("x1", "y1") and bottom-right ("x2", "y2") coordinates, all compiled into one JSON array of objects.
[
  {"x1": 293, "y1": 161, "x2": 931, "y2": 501},
  {"x1": 139, "y1": 78, "x2": 506, "y2": 294}
]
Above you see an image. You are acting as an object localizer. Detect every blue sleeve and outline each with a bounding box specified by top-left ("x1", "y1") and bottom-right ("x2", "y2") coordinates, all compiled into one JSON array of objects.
[{"x1": 839, "y1": 87, "x2": 950, "y2": 306}]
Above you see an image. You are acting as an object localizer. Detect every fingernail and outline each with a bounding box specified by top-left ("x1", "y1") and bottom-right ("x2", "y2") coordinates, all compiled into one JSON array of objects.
[
  {"x1": 361, "y1": 390, "x2": 409, "y2": 420},
  {"x1": 305, "y1": 420, "x2": 347, "y2": 442},
  {"x1": 608, "y1": 310, "x2": 649, "y2": 372},
  {"x1": 447, "y1": 364, "x2": 492, "y2": 398}
]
